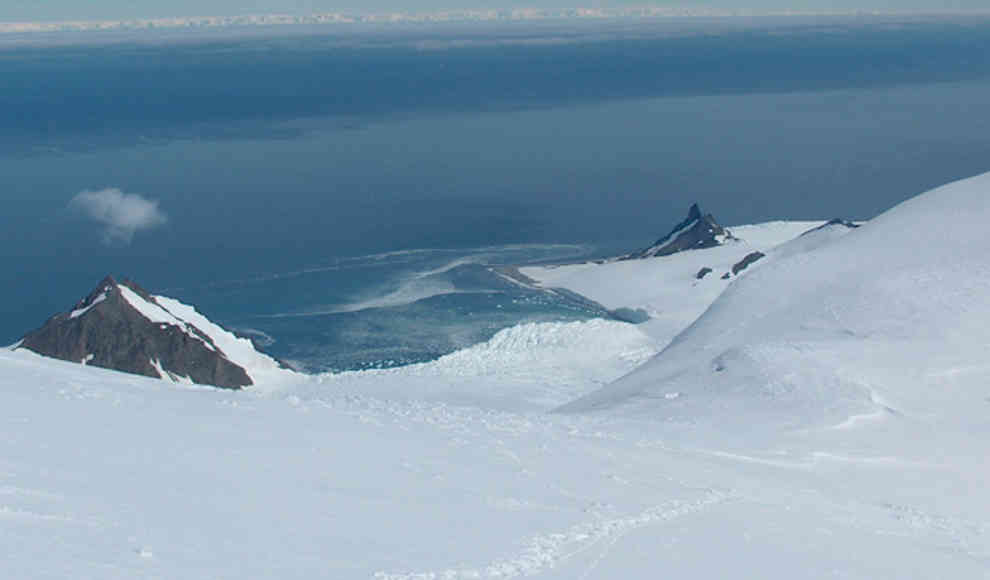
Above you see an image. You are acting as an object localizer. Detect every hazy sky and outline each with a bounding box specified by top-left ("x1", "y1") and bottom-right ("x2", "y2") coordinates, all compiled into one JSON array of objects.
[{"x1": 2, "y1": 1, "x2": 986, "y2": 21}]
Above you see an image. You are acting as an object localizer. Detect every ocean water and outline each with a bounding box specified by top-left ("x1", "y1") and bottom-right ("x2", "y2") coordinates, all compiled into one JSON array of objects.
[{"x1": 4, "y1": 15, "x2": 990, "y2": 370}]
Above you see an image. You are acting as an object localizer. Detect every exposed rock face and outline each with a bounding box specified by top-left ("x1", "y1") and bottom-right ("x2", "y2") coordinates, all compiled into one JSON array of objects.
[
  {"x1": 696, "y1": 267, "x2": 714, "y2": 280},
  {"x1": 731, "y1": 251, "x2": 766, "y2": 275},
  {"x1": 18, "y1": 276, "x2": 253, "y2": 389},
  {"x1": 801, "y1": 218, "x2": 861, "y2": 236},
  {"x1": 624, "y1": 203, "x2": 734, "y2": 260}
]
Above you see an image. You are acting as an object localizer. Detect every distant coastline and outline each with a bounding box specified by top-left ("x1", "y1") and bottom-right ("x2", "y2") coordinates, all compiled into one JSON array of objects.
[{"x1": 5, "y1": 8, "x2": 990, "y2": 37}]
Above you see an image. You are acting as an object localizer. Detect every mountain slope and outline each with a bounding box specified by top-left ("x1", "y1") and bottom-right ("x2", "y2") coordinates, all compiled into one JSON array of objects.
[
  {"x1": 560, "y1": 172, "x2": 990, "y2": 437},
  {"x1": 2, "y1": 177, "x2": 989, "y2": 578},
  {"x1": 2, "y1": 324, "x2": 988, "y2": 579},
  {"x1": 623, "y1": 203, "x2": 735, "y2": 259},
  {"x1": 17, "y1": 276, "x2": 293, "y2": 389},
  {"x1": 520, "y1": 220, "x2": 826, "y2": 347}
]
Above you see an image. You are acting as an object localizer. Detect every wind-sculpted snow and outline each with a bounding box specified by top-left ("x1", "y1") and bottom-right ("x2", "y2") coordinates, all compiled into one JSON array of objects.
[{"x1": 562, "y1": 171, "x2": 990, "y2": 437}]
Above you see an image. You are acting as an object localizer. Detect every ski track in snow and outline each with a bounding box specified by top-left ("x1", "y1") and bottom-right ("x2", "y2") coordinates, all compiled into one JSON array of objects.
[
  {"x1": 877, "y1": 503, "x2": 990, "y2": 561},
  {"x1": 0, "y1": 505, "x2": 78, "y2": 524},
  {"x1": 374, "y1": 490, "x2": 735, "y2": 580},
  {"x1": 0, "y1": 484, "x2": 97, "y2": 528},
  {"x1": 3, "y1": 350, "x2": 988, "y2": 578}
]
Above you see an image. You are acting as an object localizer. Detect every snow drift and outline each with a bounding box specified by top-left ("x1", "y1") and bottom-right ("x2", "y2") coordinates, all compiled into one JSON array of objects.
[{"x1": 561, "y1": 172, "x2": 990, "y2": 436}]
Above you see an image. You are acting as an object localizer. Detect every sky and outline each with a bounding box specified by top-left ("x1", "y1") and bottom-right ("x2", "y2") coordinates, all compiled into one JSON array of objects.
[{"x1": 2, "y1": 1, "x2": 987, "y2": 21}]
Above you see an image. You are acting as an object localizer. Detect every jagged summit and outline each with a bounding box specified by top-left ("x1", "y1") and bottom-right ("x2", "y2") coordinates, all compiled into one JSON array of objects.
[
  {"x1": 624, "y1": 203, "x2": 734, "y2": 260},
  {"x1": 16, "y1": 276, "x2": 279, "y2": 389}
]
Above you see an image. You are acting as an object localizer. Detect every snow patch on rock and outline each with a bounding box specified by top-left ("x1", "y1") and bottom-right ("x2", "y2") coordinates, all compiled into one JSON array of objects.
[
  {"x1": 152, "y1": 295, "x2": 297, "y2": 389},
  {"x1": 69, "y1": 288, "x2": 108, "y2": 319},
  {"x1": 149, "y1": 358, "x2": 194, "y2": 385},
  {"x1": 117, "y1": 285, "x2": 216, "y2": 351}
]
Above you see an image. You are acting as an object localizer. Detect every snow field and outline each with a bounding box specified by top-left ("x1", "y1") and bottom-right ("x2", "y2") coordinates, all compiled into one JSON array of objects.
[
  {"x1": 564, "y1": 171, "x2": 990, "y2": 438},
  {"x1": 4, "y1": 174, "x2": 990, "y2": 578},
  {"x1": 4, "y1": 344, "x2": 987, "y2": 579}
]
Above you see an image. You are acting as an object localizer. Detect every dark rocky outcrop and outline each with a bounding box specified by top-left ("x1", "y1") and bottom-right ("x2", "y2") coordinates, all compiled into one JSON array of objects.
[
  {"x1": 800, "y1": 218, "x2": 861, "y2": 236},
  {"x1": 731, "y1": 251, "x2": 766, "y2": 275},
  {"x1": 17, "y1": 276, "x2": 253, "y2": 389},
  {"x1": 696, "y1": 267, "x2": 714, "y2": 280},
  {"x1": 624, "y1": 204, "x2": 735, "y2": 260}
]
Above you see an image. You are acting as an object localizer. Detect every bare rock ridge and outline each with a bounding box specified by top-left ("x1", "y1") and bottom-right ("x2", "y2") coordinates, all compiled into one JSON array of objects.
[
  {"x1": 623, "y1": 203, "x2": 734, "y2": 260},
  {"x1": 801, "y1": 218, "x2": 861, "y2": 236},
  {"x1": 17, "y1": 276, "x2": 253, "y2": 389}
]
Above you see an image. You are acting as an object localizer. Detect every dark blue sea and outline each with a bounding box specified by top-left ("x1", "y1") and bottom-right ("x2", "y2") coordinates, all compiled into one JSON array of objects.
[{"x1": 4, "y1": 15, "x2": 990, "y2": 371}]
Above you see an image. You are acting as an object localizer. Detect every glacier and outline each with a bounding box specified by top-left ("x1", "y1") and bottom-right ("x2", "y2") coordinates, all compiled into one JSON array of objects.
[{"x1": 2, "y1": 173, "x2": 990, "y2": 578}]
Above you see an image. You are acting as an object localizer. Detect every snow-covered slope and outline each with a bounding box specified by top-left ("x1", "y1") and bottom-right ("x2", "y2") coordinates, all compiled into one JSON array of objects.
[
  {"x1": 118, "y1": 284, "x2": 300, "y2": 389},
  {"x1": 150, "y1": 294, "x2": 296, "y2": 389},
  {"x1": 3, "y1": 314, "x2": 988, "y2": 579},
  {"x1": 521, "y1": 220, "x2": 824, "y2": 346},
  {"x1": 562, "y1": 172, "x2": 990, "y2": 438},
  {"x1": 4, "y1": 176, "x2": 990, "y2": 579}
]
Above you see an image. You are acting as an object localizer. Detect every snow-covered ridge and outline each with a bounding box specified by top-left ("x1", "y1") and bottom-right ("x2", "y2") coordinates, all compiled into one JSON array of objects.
[
  {"x1": 562, "y1": 170, "x2": 990, "y2": 436},
  {"x1": 152, "y1": 294, "x2": 295, "y2": 389},
  {"x1": 118, "y1": 281, "x2": 299, "y2": 387},
  {"x1": 117, "y1": 285, "x2": 217, "y2": 352},
  {"x1": 521, "y1": 219, "x2": 828, "y2": 349}
]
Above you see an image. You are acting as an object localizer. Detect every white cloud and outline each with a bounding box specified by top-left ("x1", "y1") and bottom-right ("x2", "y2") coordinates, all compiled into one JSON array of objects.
[{"x1": 69, "y1": 188, "x2": 168, "y2": 245}]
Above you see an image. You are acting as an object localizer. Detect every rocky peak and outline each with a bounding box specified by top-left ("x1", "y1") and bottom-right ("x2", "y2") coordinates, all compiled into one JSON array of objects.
[
  {"x1": 624, "y1": 203, "x2": 734, "y2": 260},
  {"x1": 17, "y1": 276, "x2": 254, "y2": 389}
]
